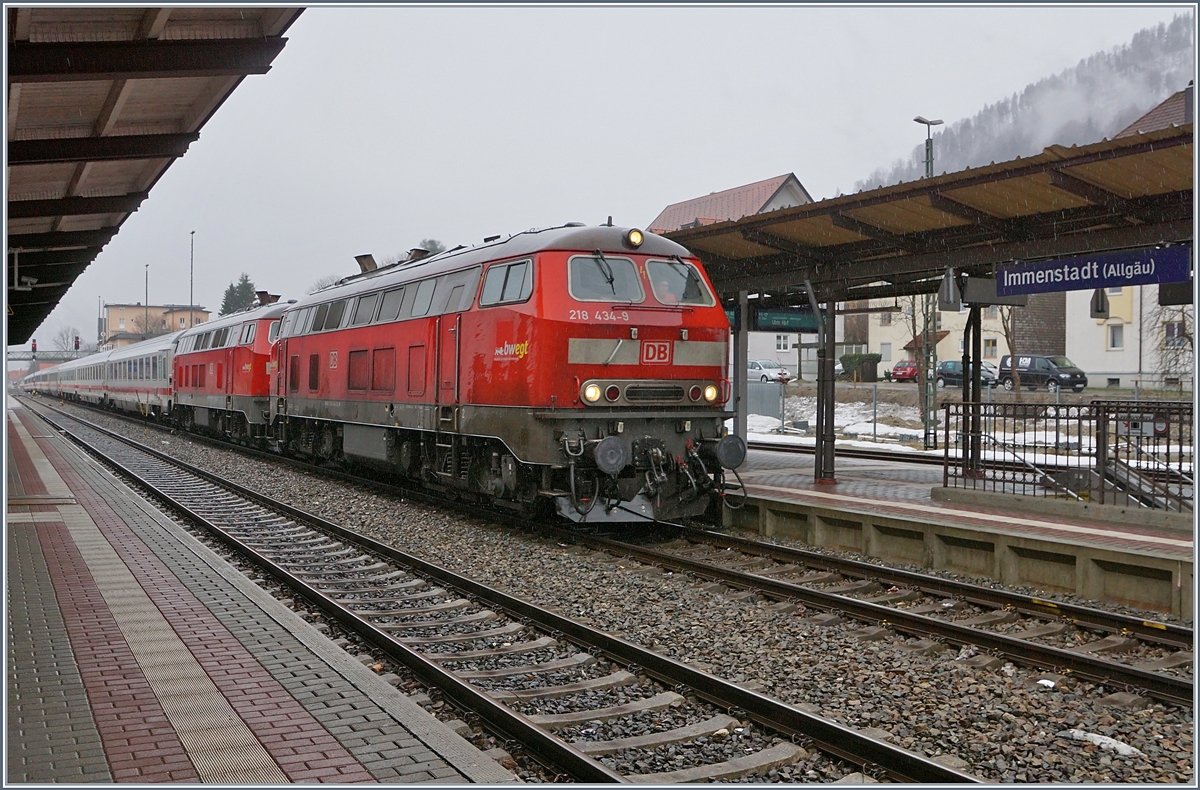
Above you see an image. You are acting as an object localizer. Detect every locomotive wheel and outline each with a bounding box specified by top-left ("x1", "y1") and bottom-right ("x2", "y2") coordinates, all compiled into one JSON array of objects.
[{"x1": 317, "y1": 424, "x2": 336, "y2": 460}]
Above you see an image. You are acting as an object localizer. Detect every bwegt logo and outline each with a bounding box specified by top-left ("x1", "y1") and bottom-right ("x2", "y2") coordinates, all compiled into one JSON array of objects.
[{"x1": 495, "y1": 340, "x2": 529, "y2": 361}]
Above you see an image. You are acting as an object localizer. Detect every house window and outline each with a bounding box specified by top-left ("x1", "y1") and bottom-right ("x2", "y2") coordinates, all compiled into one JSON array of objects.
[
  {"x1": 880, "y1": 342, "x2": 891, "y2": 362},
  {"x1": 958, "y1": 339, "x2": 965, "y2": 353},
  {"x1": 935, "y1": 312, "x2": 943, "y2": 330},
  {"x1": 983, "y1": 339, "x2": 997, "y2": 358},
  {"x1": 984, "y1": 306, "x2": 998, "y2": 319},
  {"x1": 1108, "y1": 323, "x2": 1124, "y2": 350},
  {"x1": 1106, "y1": 287, "x2": 1123, "y2": 296},
  {"x1": 776, "y1": 335, "x2": 790, "y2": 351},
  {"x1": 879, "y1": 312, "x2": 892, "y2": 326},
  {"x1": 1165, "y1": 321, "x2": 1187, "y2": 348},
  {"x1": 179, "y1": 317, "x2": 186, "y2": 328},
  {"x1": 118, "y1": 318, "x2": 125, "y2": 329}
]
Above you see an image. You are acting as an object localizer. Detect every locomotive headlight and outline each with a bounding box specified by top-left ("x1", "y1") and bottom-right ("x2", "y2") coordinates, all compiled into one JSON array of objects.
[
  {"x1": 703, "y1": 384, "x2": 719, "y2": 402},
  {"x1": 624, "y1": 228, "x2": 644, "y2": 248},
  {"x1": 583, "y1": 383, "x2": 602, "y2": 403}
]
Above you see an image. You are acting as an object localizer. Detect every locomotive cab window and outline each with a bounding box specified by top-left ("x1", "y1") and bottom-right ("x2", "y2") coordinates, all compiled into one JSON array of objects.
[
  {"x1": 268, "y1": 320, "x2": 280, "y2": 343},
  {"x1": 646, "y1": 259, "x2": 715, "y2": 306},
  {"x1": 480, "y1": 259, "x2": 533, "y2": 306},
  {"x1": 239, "y1": 323, "x2": 256, "y2": 345},
  {"x1": 568, "y1": 254, "x2": 643, "y2": 302}
]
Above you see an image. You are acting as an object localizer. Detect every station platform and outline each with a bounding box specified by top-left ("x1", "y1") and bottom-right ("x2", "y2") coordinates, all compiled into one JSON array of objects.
[
  {"x1": 728, "y1": 448, "x2": 1194, "y2": 618},
  {"x1": 6, "y1": 404, "x2": 515, "y2": 784}
]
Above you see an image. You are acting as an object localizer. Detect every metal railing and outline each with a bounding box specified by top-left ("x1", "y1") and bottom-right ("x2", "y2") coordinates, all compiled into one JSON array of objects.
[{"x1": 943, "y1": 400, "x2": 1193, "y2": 512}]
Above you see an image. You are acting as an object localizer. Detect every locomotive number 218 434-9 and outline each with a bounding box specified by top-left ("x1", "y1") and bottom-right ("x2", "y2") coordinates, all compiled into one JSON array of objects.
[{"x1": 569, "y1": 309, "x2": 630, "y2": 322}]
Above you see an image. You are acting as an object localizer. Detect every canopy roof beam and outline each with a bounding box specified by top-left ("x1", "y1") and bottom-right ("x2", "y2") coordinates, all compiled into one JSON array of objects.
[
  {"x1": 9, "y1": 133, "x2": 198, "y2": 165},
  {"x1": 9, "y1": 38, "x2": 286, "y2": 83},
  {"x1": 8, "y1": 192, "x2": 149, "y2": 219}
]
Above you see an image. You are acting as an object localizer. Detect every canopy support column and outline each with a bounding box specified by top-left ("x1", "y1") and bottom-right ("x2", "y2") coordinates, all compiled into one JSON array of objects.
[
  {"x1": 815, "y1": 297, "x2": 837, "y2": 484},
  {"x1": 732, "y1": 290, "x2": 749, "y2": 442}
]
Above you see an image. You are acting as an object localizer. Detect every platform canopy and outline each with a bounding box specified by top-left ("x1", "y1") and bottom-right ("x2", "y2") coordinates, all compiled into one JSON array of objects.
[
  {"x1": 668, "y1": 126, "x2": 1193, "y2": 307},
  {"x1": 6, "y1": 7, "x2": 303, "y2": 345}
]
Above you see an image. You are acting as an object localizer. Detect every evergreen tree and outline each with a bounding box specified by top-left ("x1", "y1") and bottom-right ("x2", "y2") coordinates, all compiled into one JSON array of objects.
[{"x1": 219, "y1": 273, "x2": 257, "y2": 315}]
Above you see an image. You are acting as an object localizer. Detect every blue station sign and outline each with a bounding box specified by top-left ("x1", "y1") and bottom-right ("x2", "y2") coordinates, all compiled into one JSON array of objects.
[{"x1": 996, "y1": 245, "x2": 1191, "y2": 296}]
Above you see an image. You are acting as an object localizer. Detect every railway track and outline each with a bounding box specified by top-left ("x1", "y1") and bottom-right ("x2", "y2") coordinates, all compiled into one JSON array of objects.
[
  {"x1": 32, "y1": 397, "x2": 1193, "y2": 707},
  {"x1": 26, "y1": 399, "x2": 978, "y2": 783},
  {"x1": 549, "y1": 528, "x2": 1193, "y2": 708}
]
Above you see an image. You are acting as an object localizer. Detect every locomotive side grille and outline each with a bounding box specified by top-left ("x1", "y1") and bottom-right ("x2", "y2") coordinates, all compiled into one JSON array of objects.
[{"x1": 625, "y1": 385, "x2": 685, "y2": 402}]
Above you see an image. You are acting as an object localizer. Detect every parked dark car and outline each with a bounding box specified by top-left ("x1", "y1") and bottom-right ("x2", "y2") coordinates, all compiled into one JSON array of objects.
[
  {"x1": 998, "y1": 354, "x2": 1088, "y2": 393},
  {"x1": 890, "y1": 359, "x2": 921, "y2": 382},
  {"x1": 935, "y1": 360, "x2": 997, "y2": 389}
]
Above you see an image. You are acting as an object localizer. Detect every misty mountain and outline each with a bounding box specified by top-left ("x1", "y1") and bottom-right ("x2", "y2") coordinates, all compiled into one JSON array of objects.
[{"x1": 853, "y1": 14, "x2": 1195, "y2": 192}]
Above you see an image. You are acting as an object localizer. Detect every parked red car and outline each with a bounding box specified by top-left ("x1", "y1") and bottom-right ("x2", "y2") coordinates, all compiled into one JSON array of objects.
[{"x1": 890, "y1": 359, "x2": 920, "y2": 382}]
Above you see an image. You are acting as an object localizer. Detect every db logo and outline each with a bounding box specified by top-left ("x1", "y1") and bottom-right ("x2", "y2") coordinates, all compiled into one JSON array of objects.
[
  {"x1": 640, "y1": 340, "x2": 672, "y2": 365},
  {"x1": 329, "y1": 350, "x2": 338, "y2": 369}
]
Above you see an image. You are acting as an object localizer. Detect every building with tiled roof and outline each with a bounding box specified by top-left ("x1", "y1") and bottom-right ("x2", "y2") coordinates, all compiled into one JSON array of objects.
[
  {"x1": 1115, "y1": 82, "x2": 1193, "y2": 138},
  {"x1": 648, "y1": 174, "x2": 813, "y2": 234}
]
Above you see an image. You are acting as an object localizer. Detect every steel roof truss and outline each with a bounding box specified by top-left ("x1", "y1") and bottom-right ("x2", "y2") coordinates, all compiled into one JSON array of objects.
[
  {"x1": 1048, "y1": 169, "x2": 1148, "y2": 224},
  {"x1": 830, "y1": 212, "x2": 924, "y2": 253}
]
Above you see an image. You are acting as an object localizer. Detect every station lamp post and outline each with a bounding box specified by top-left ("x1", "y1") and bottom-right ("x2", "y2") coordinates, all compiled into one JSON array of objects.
[
  {"x1": 914, "y1": 115, "x2": 944, "y2": 449},
  {"x1": 190, "y1": 231, "x2": 195, "y2": 330}
]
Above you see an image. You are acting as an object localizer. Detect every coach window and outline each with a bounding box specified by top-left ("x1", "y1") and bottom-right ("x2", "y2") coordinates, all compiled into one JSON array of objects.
[
  {"x1": 352, "y1": 293, "x2": 380, "y2": 326},
  {"x1": 310, "y1": 303, "x2": 330, "y2": 333},
  {"x1": 377, "y1": 288, "x2": 405, "y2": 323},
  {"x1": 152, "y1": 356, "x2": 157, "y2": 380},
  {"x1": 411, "y1": 280, "x2": 436, "y2": 317},
  {"x1": 646, "y1": 260, "x2": 715, "y2": 306},
  {"x1": 481, "y1": 260, "x2": 532, "y2": 306},
  {"x1": 568, "y1": 254, "x2": 643, "y2": 302}
]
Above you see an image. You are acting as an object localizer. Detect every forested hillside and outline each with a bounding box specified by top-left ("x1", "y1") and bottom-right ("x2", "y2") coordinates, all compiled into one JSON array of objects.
[{"x1": 853, "y1": 14, "x2": 1195, "y2": 192}]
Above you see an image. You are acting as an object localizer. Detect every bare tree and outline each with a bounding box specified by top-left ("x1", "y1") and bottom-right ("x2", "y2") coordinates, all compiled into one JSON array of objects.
[
  {"x1": 308, "y1": 274, "x2": 344, "y2": 294},
  {"x1": 998, "y1": 305, "x2": 1022, "y2": 401},
  {"x1": 1146, "y1": 294, "x2": 1194, "y2": 387},
  {"x1": 899, "y1": 295, "x2": 931, "y2": 416},
  {"x1": 131, "y1": 313, "x2": 169, "y2": 338},
  {"x1": 52, "y1": 325, "x2": 81, "y2": 352}
]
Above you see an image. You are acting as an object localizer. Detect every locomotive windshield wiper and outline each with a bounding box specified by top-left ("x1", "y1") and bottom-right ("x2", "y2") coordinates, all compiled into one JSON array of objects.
[
  {"x1": 668, "y1": 255, "x2": 700, "y2": 297},
  {"x1": 591, "y1": 249, "x2": 617, "y2": 295}
]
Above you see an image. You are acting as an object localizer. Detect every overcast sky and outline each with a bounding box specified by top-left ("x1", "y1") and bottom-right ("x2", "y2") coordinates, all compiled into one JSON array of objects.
[{"x1": 13, "y1": 4, "x2": 1193, "y2": 353}]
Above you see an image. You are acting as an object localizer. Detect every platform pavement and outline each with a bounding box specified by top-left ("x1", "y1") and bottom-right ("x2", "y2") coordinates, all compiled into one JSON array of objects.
[
  {"x1": 729, "y1": 447, "x2": 1193, "y2": 616},
  {"x1": 6, "y1": 404, "x2": 515, "y2": 784}
]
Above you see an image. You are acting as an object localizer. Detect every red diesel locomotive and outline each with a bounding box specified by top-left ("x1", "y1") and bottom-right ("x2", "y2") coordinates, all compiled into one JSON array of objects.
[
  {"x1": 172, "y1": 296, "x2": 290, "y2": 440},
  {"x1": 271, "y1": 223, "x2": 744, "y2": 521}
]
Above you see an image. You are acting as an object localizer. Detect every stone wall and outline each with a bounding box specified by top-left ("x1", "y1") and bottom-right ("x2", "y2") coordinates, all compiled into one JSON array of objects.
[{"x1": 1014, "y1": 292, "x2": 1065, "y2": 355}]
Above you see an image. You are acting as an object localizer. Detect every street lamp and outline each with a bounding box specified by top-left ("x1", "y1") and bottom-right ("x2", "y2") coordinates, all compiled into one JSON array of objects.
[
  {"x1": 913, "y1": 116, "x2": 943, "y2": 179},
  {"x1": 190, "y1": 231, "x2": 195, "y2": 330}
]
